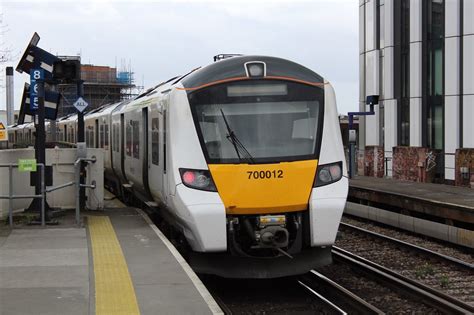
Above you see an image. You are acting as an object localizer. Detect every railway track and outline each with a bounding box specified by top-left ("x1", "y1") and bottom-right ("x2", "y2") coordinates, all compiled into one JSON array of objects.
[
  {"x1": 337, "y1": 220, "x2": 474, "y2": 307},
  {"x1": 298, "y1": 270, "x2": 383, "y2": 314},
  {"x1": 340, "y1": 222, "x2": 474, "y2": 269},
  {"x1": 332, "y1": 246, "x2": 474, "y2": 314}
]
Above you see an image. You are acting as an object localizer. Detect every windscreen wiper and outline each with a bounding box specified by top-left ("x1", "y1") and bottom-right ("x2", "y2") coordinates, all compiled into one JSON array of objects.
[{"x1": 220, "y1": 109, "x2": 255, "y2": 163}]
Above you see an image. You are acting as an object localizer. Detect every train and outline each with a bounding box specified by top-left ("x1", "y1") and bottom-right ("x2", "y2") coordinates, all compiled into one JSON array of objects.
[{"x1": 7, "y1": 55, "x2": 348, "y2": 278}]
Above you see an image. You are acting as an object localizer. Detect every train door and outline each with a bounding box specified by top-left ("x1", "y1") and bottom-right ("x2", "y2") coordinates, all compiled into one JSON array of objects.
[
  {"x1": 120, "y1": 113, "x2": 127, "y2": 181},
  {"x1": 162, "y1": 95, "x2": 170, "y2": 203},
  {"x1": 142, "y1": 107, "x2": 152, "y2": 197},
  {"x1": 148, "y1": 104, "x2": 162, "y2": 201},
  {"x1": 64, "y1": 126, "x2": 67, "y2": 142}
]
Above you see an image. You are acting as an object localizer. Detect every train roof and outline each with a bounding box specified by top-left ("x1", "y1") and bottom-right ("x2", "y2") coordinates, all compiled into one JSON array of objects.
[
  {"x1": 180, "y1": 55, "x2": 324, "y2": 91},
  {"x1": 85, "y1": 102, "x2": 121, "y2": 120}
]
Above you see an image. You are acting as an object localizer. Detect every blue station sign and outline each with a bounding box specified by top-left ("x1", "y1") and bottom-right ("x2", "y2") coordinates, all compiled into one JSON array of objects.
[{"x1": 29, "y1": 68, "x2": 44, "y2": 111}]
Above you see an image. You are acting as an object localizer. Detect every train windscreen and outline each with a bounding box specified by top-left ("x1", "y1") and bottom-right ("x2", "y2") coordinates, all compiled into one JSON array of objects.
[{"x1": 188, "y1": 80, "x2": 324, "y2": 164}]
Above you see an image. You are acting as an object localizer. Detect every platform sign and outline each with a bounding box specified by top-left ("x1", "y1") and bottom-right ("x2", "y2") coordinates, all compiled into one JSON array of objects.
[
  {"x1": 19, "y1": 159, "x2": 37, "y2": 172},
  {"x1": 30, "y1": 68, "x2": 44, "y2": 111},
  {"x1": 0, "y1": 122, "x2": 6, "y2": 141},
  {"x1": 73, "y1": 97, "x2": 89, "y2": 113}
]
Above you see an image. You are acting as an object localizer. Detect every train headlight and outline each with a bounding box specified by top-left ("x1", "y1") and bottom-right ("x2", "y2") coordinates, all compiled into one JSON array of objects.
[
  {"x1": 314, "y1": 162, "x2": 343, "y2": 187},
  {"x1": 245, "y1": 62, "x2": 266, "y2": 78},
  {"x1": 179, "y1": 168, "x2": 217, "y2": 192}
]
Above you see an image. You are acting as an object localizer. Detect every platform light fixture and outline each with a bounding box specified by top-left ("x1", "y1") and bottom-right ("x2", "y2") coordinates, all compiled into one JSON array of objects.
[{"x1": 53, "y1": 59, "x2": 81, "y2": 82}]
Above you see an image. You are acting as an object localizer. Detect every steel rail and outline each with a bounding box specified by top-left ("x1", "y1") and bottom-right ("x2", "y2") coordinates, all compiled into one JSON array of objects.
[
  {"x1": 298, "y1": 280, "x2": 348, "y2": 315},
  {"x1": 340, "y1": 222, "x2": 474, "y2": 270},
  {"x1": 332, "y1": 246, "x2": 474, "y2": 314},
  {"x1": 299, "y1": 270, "x2": 384, "y2": 314}
]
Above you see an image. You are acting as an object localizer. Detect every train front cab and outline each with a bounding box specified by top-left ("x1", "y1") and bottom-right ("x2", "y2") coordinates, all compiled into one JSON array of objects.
[{"x1": 167, "y1": 57, "x2": 348, "y2": 278}]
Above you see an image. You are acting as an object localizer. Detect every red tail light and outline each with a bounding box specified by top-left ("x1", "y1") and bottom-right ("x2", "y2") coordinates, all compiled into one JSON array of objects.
[{"x1": 179, "y1": 168, "x2": 217, "y2": 192}]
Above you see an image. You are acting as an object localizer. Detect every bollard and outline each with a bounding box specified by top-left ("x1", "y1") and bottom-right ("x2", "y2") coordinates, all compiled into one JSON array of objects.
[
  {"x1": 75, "y1": 160, "x2": 80, "y2": 227},
  {"x1": 41, "y1": 164, "x2": 45, "y2": 227},
  {"x1": 8, "y1": 165, "x2": 13, "y2": 228}
]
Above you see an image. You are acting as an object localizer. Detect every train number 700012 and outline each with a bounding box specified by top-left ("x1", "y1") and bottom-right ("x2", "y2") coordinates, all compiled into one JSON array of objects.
[{"x1": 247, "y1": 170, "x2": 283, "y2": 179}]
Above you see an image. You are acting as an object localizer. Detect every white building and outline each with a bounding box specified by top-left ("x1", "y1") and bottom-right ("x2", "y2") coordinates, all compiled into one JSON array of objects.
[{"x1": 359, "y1": 0, "x2": 473, "y2": 185}]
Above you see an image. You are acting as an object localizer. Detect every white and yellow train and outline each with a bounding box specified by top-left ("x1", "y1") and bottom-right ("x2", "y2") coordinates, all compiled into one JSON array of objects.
[{"x1": 8, "y1": 55, "x2": 348, "y2": 278}]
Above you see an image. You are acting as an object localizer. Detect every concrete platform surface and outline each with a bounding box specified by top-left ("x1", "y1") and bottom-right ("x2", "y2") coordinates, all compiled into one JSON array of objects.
[
  {"x1": 350, "y1": 176, "x2": 474, "y2": 224},
  {"x1": 350, "y1": 176, "x2": 474, "y2": 209},
  {"x1": 0, "y1": 206, "x2": 221, "y2": 315}
]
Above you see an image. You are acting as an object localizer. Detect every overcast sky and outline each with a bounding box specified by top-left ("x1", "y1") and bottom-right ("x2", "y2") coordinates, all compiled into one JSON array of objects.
[{"x1": 0, "y1": 0, "x2": 358, "y2": 114}]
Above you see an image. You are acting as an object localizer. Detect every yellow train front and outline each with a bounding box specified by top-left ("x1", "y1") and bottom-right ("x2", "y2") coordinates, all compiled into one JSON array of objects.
[{"x1": 166, "y1": 55, "x2": 349, "y2": 278}]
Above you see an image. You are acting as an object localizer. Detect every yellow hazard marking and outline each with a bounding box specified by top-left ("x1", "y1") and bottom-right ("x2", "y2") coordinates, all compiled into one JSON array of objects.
[
  {"x1": 209, "y1": 160, "x2": 318, "y2": 214},
  {"x1": 0, "y1": 122, "x2": 5, "y2": 129},
  {"x1": 0, "y1": 130, "x2": 6, "y2": 141},
  {"x1": 88, "y1": 216, "x2": 141, "y2": 315}
]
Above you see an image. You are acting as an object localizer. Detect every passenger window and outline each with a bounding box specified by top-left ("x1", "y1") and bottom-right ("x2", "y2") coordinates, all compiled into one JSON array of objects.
[
  {"x1": 126, "y1": 122, "x2": 132, "y2": 156},
  {"x1": 132, "y1": 120, "x2": 139, "y2": 159},
  {"x1": 151, "y1": 118, "x2": 159, "y2": 165},
  {"x1": 104, "y1": 124, "x2": 109, "y2": 149},
  {"x1": 114, "y1": 124, "x2": 118, "y2": 152},
  {"x1": 100, "y1": 125, "x2": 104, "y2": 148},
  {"x1": 112, "y1": 125, "x2": 115, "y2": 152}
]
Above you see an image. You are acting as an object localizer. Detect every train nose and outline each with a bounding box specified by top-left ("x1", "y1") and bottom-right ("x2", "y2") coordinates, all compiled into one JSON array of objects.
[{"x1": 208, "y1": 160, "x2": 318, "y2": 215}]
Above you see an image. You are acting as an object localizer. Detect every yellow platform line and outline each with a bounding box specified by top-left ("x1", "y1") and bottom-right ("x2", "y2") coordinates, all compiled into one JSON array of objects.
[{"x1": 88, "y1": 216, "x2": 141, "y2": 315}]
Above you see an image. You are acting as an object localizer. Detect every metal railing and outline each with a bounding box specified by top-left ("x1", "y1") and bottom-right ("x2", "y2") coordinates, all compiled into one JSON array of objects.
[
  {"x1": 1, "y1": 156, "x2": 96, "y2": 228},
  {"x1": 0, "y1": 163, "x2": 45, "y2": 227}
]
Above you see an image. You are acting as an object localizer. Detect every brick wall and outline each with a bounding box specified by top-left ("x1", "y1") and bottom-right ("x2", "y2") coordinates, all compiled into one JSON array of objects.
[
  {"x1": 455, "y1": 149, "x2": 474, "y2": 188},
  {"x1": 363, "y1": 146, "x2": 384, "y2": 177},
  {"x1": 392, "y1": 147, "x2": 438, "y2": 182}
]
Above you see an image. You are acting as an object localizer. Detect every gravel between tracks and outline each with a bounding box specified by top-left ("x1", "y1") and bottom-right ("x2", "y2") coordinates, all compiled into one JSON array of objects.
[
  {"x1": 337, "y1": 216, "x2": 474, "y2": 306},
  {"x1": 201, "y1": 276, "x2": 328, "y2": 314},
  {"x1": 342, "y1": 215, "x2": 474, "y2": 264},
  {"x1": 316, "y1": 262, "x2": 442, "y2": 314}
]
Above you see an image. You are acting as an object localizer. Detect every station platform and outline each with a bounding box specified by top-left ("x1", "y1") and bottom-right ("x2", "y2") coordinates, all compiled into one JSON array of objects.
[
  {"x1": 0, "y1": 196, "x2": 222, "y2": 315},
  {"x1": 349, "y1": 176, "x2": 474, "y2": 225}
]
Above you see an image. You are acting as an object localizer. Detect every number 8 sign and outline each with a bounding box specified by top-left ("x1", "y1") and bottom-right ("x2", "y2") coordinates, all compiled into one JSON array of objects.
[{"x1": 29, "y1": 68, "x2": 44, "y2": 111}]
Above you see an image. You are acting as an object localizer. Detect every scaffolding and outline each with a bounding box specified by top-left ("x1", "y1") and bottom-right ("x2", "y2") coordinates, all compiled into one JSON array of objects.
[{"x1": 56, "y1": 56, "x2": 139, "y2": 117}]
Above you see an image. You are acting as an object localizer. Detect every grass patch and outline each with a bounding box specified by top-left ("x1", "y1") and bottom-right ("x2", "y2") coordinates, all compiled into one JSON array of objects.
[
  {"x1": 415, "y1": 263, "x2": 435, "y2": 279},
  {"x1": 439, "y1": 275, "x2": 450, "y2": 288}
]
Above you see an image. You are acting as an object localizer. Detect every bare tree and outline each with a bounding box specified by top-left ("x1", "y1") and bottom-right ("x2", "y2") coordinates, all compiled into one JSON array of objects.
[{"x1": 0, "y1": 11, "x2": 17, "y2": 88}]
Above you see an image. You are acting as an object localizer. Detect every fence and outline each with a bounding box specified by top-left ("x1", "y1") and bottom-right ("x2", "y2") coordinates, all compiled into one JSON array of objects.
[{"x1": 0, "y1": 157, "x2": 97, "y2": 228}]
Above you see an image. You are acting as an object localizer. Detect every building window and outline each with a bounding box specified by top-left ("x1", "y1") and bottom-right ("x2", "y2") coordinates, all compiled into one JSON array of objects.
[
  {"x1": 396, "y1": 0, "x2": 410, "y2": 146},
  {"x1": 151, "y1": 118, "x2": 159, "y2": 165},
  {"x1": 426, "y1": 0, "x2": 444, "y2": 150}
]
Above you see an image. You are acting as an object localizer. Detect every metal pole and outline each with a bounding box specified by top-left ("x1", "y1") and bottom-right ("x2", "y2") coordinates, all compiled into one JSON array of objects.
[
  {"x1": 75, "y1": 160, "x2": 80, "y2": 226},
  {"x1": 349, "y1": 143, "x2": 353, "y2": 179},
  {"x1": 77, "y1": 80, "x2": 85, "y2": 211},
  {"x1": 350, "y1": 142, "x2": 356, "y2": 179},
  {"x1": 41, "y1": 164, "x2": 45, "y2": 227},
  {"x1": 8, "y1": 165, "x2": 13, "y2": 228},
  {"x1": 6, "y1": 67, "x2": 14, "y2": 126},
  {"x1": 27, "y1": 78, "x2": 51, "y2": 220}
]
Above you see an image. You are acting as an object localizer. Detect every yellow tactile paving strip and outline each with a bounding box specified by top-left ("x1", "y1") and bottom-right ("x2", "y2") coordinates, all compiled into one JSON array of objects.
[{"x1": 88, "y1": 216, "x2": 141, "y2": 315}]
